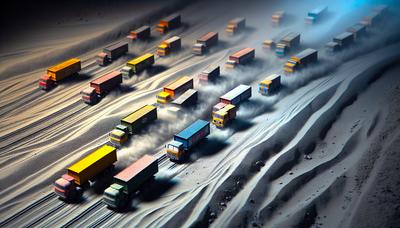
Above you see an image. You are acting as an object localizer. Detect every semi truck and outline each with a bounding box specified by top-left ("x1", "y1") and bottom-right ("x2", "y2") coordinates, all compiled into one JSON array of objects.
[
  {"x1": 347, "y1": 24, "x2": 367, "y2": 40},
  {"x1": 39, "y1": 58, "x2": 81, "y2": 90},
  {"x1": 96, "y1": 42, "x2": 129, "y2": 66},
  {"x1": 212, "y1": 103, "x2": 236, "y2": 128},
  {"x1": 305, "y1": 6, "x2": 327, "y2": 24},
  {"x1": 284, "y1": 48, "x2": 318, "y2": 73},
  {"x1": 272, "y1": 11, "x2": 285, "y2": 25},
  {"x1": 225, "y1": 48, "x2": 255, "y2": 69},
  {"x1": 54, "y1": 144, "x2": 117, "y2": 201},
  {"x1": 157, "y1": 36, "x2": 181, "y2": 56},
  {"x1": 81, "y1": 71, "x2": 123, "y2": 104},
  {"x1": 166, "y1": 119, "x2": 210, "y2": 161},
  {"x1": 192, "y1": 32, "x2": 219, "y2": 55},
  {"x1": 198, "y1": 65, "x2": 220, "y2": 84},
  {"x1": 121, "y1": 53, "x2": 155, "y2": 77},
  {"x1": 333, "y1": 32, "x2": 354, "y2": 49},
  {"x1": 219, "y1": 84, "x2": 252, "y2": 105},
  {"x1": 109, "y1": 105, "x2": 157, "y2": 146},
  {"x1": 126, "y1": 25, "x2": 151, "y2": 42},
  {"x1": 157, "y1": 76, "x2": 193, "y2": 104},
  {"x1": 225, "y1": 17, "x2": 246, "y2": 35},
  {"x1": 156, "y1": 14, "x2": 181, "y2": 34},
  {"x1": 276, "y1": 32, "x2": 300, "y2": 57},
  {"x1": 103, "y1": 155, "x2": 158, "y2": 209},
  {"x1": 259, "y1": 74, "x2": 281, "y2": 95},
  {"x1": 171, "y1": 89, "x2": 198, "y2": 107}
]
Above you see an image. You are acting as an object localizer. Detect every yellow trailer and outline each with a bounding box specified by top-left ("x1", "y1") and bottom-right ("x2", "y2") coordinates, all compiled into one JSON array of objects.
[
  {"x1": 47, "y1": 58, "x2": 81, "y2": 81},
  {"x1": 121, "y1": 105, "x2": 157, "y2": 134}
]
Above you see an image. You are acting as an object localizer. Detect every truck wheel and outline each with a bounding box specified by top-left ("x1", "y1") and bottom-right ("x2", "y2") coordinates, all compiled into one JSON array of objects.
[{"x1": 75, "y1": 187, "x2": 83, "y2": 200}]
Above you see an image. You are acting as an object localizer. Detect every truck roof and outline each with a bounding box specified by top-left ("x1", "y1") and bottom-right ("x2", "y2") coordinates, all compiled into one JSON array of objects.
[
  {"x1": 172, "y1": 89, "x2": 197, "y2": 105},
  {"x1": 282, "y1": 32, "x2": 300, "y2": 42},
  {"x1": 230, "y1": 17, "x2": 245, "y2": 24},
  {"x1": 295, "y1": 48, "x2": 317, "y2": 59},
  {"x1": 122, "y1": 105, "x2": 156, "y2": 124},
  {"x1": 309, "y1": 6, "x2": 327, "y2": 15},
  {"x1": 198, "y1": 32, "x2": 217, "y2": 42},
  {"x1": 176, "y1": 120, "x2": 209, "y2": 140},
  {"x1": 68, "y1": 144, "x2": 116, "y2": 174},
  {"x1": 133, "y1": 25, "x2": 150, "y2": 33},
  {"x1": 104, "y1": 42, "x2": 128, "y2": 52},
  {"x1": 348, "y1": 24, "x2": 366, "y2": 32},
  {"x1": 231, "y1": 48, "x2": 255, "y2": 58},
  {"x1": 161, "y1": 13, "x2": 180, "y2": 22},
  {"x1": 261, "y1": 74, "x2": 280, "y2": 84},
  {"x1": 335, "y1": 32, "x2": 353, "y2": 41},
  {"x1": 90, "y1": 71, "x2": 121, "y2": 85},
  {"x1": 164, "y1": 36, "x2": 181, "y2": 44},
  {"x1": 220, "y1": 84, "x2": 251, "y2": 101},
  {"x1": 48, "y1": 58, "x2": 80, "y2": 73},
  {"x1": 128, "y1": 53, "x2": 154, "y2": 66},
  {"x1": 165, "y1": 76, "x2": 192, "y2": 91},
  {"x1": 114, "y1": 155, "x2": 157, "y2": 182}
]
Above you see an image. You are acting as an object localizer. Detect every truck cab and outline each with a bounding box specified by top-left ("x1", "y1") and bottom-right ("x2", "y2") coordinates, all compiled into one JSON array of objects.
[
  {"x1": 54, "y1": 174, "x2": 82, "y2": 201},
  {"x1": 212, "y1": 104, "x2": 236, "y2": 128},
  {"x1": 109, "y1": 126, "x2": 128, "y2": 147},
  {"x1": 121, "y1": 66, "x2": 133, "y2": 78},
  {"x1": 81, "y1": 87, "x2": 98, "y2": 104},
  {"x1": 38, "y1": 75, "x2": 55, "y2": 90},
  {"x1": 103, "y1": 183, "x2": 127, "y2": 209},
  {"x1": 275, "y1": 43, "x2": 288, "y2": 57},
  {"x1": 156, "y1": 23, "x2": 168, "y2": 34},
  {"x1": 192, "y1": 43, "x2": 206, "y2": 55},
  {"x1": 284, "y1": 59, "x2": 298, "y2": 73},
  {"x1": 157, "y1": 43, "x2": 169, "y2": 56},
  {"x1": 225, "y1": 60, "x2": 237, "y2": 69},
  {"x1": 96, "y1": 52, "x2": 109, "y2": 66},
  {"x1": 157, "y1": 91, "x2": 171, "y2": 104},
  {"x1": 166, "y1": 140, "x2": 184, "y2": 160}
]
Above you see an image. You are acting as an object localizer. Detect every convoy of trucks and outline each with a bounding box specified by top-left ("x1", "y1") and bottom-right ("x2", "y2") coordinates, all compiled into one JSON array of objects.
[
  {"x1": 81, "y1": 71, "x2": 123, "y2": 104},
  {"x1": 272, "y1": 11, "x2": 285, "y2": 25},
  {"x1": 166, "y1": 120, "x2": 210, "y2": 161},
  {"x1": 198, "y1": 66, "x2": 220, "y2": 84},
  {"x1": 157, "y1": 76, "x2": 194, "y2": 104},
  {"x1": 276, "y1": 32, "x2": 300, "y2": 57},
  {"x1": 96, "y1": 42, "x2": 129, "y2": 66},
  {"x1": 39, "y1": 58, "x2": 81, "y2": 90},
  {"x1": 103, "y1": 155, "x2": 158, "y2": 209},
  {"x1": 157, "y1": 36, "x2": 181, "y2": 56},
  {"x1": 284, "y1": 48, "x2": 318, "y2": 73},
  {"x1": 305, "y1": 6, "x2": 327, "y2": 24},
  {"x1": 126, "y1": 26, "x2": 151, "y2": 42},
  {"x1": 225, "y1": 48, "x2": 255, "y2": 69},
  {"x1": 259, "y1": 74, "x2": 281, "y2": 96},
  {"x1": 121, "y1": 53, "x2": 155, "y2": 77},
  {"x1": 54, "y1": 145, "x2": 117, "y2": 201},
  {"x1": 225, "y1": 18, "x2": 246, "y2": 35},
  {"x1": 156, "y1": 14, "x2": 181, "y2": 34},
  {"x1": 192, "y1": 32, "x2": 219, "y2": 55}
]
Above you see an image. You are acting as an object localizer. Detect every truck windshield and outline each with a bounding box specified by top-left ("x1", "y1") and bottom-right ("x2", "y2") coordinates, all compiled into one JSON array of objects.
[
  {"x1": 167, "y1": 144, "x2": 179, "y2": 152},
  {"x1": 111, "y1": 133, "x2": 121, "y2": 140}
]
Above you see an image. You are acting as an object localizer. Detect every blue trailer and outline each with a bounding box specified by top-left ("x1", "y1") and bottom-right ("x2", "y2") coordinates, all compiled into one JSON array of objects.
[{"x1": 166, "y1": 120, "x2": 210, "y2": 161}]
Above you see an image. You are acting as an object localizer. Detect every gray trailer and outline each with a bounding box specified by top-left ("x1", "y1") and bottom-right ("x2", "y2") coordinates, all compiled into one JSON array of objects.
[
  {"x1": 325, "y1": 41, "x2": 340, "y2": 53},
  {"x1": 284, "y1": 48, "x2": 318, "y2": 73},
  {"x1": 171, "y1": 89, "x2": 198, "y2": 107},
  {"x1": 347, "y1": 24, "x2": 367, "y2": 40},
  {"x1": 199, "y1": 65, "x2": 220, "y2": 84},
  {"x1": 276, "y1": 32, "x2": 300, "y2": 57},
  {"x1": 333, "y1": 32, "x2": 354, "y2": 48},
  {"x1": 96, "y1": 42, "x2": 129, "y2": 66},
  {"x1": 127, "y1": 25, "x2": 151, "y2": 41},
  {"x1": 192, "y1": 32, "x2": 219, "y2": 55}
]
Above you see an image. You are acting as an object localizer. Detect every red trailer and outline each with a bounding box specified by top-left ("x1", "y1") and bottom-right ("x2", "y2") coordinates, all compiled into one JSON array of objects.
[
  {"x1": 81, "y1": 71, "x2": 122, "y2": 104},
  {"x1": 225, "y1": 48, "x2": 255, "y2": 68}
]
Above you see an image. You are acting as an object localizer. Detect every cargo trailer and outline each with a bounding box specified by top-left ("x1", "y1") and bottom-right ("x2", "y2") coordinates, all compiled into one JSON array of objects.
[
  {"x1": 212, "y1": 103, "x2": 236, "y2": 128},
  {"x1": 325, "y1": 41, "x2": 340, "y2": 53},
  {"x1": 220, "y1": 84, "x2": 252, "y2": 105},
  {"x1": 166, "y1": 120, "x2": 210, "y2": 161},
  {"x1": 103, "y1": 155, "x2": 158, "y2": 209},
  {"x1": 259, "y1": 74, "x2": 281, "y2": 95},
  {"x1": 156, "y1": 14, "x2": 181, "y2": 34},
  {"x1": 305, "y1": 6, "x2": 327, "y2": 24},
  {"x1": 347, "y1": 24, "x2": 367, "y2": 40},
  {"x1": 81, "y1": 71, "x2": 123, "y2": 104},
  {"x1": 333, "y1": 32, "x2": 354, "y2": 48},
  {"x1": 198, "y1": 65, "x2": 220, "y2": 84},
  {"x1": 127, "y1": 25, "x2": 151, "y2": 42},
  {"x1": 39, "y1": 58, "x2": 81, "y2": 90},
  {"x1": 225, "y1": 48, "x2": 255, "y2": 69},
  {"x1": 272, "y1": 11, "x2": 285, "y2": 25},
  {"x1": 157, "y1": 36, "x2": 181, "y2": 56},
  {"x1": 54, "y1": 145, "x2": 117, "y2": 201},
  {"x1": 121, "y1": 53, "x2": 155, "y2": 77},
  {"x1": 276, "y1": 32, "x2": 300, "y2": 57},
  {"x1": 120, "y1": 105, "x2": 157, "y2": 135},
  {"x1": 171, "y1": 89, "x2": 198, "y2": 107},
  {"x1": 157, "y1": 76, "x2": 193, "y2": 104},
  {"x1": 284, "y1": 48, "x2": 318, "y2": 73},
  {"x1": 225, "y1": 17, "x2": 246, "y2": 35},
  {"x1": 96, "y1": 42, "x2": 129, "y2": 66},
  {"x1": 360, "y1": 12, "x2": 380, "y2": 28},
  {"x1": 192, "y1": 32, "x2": 218, "y2": 55}
]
